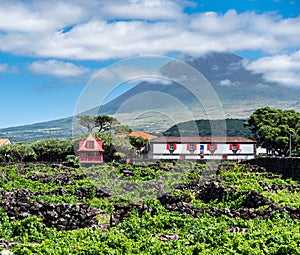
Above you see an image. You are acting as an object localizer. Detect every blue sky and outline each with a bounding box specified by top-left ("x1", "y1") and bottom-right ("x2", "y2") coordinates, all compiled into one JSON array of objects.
[{"x1": 0, "y1": 0, "x2": 299, "y2": 128}]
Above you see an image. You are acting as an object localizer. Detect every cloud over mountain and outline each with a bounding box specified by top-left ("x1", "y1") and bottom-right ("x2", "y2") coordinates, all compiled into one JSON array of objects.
[{"x1": 29, "y1": 60, "x2": 90, "y2": 78}]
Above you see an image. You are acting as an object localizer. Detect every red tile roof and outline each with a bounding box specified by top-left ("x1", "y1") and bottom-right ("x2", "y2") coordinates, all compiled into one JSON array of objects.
[
  {"x1": 78, "y1": 134, "x2": 104, "y2": 152},
  {"x1": 151, "y1": 136, "x2": 256, "y2": 143},
  {"x1": 129, "y1": 131, "x2": 157, "y2": 139},
  {"x1": 0, "y1": 138, "x2": 11, "y2": 146}
]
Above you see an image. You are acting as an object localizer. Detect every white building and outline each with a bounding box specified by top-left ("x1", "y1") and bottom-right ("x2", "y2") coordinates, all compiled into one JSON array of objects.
[{"x1": 149, "y1": 136, "x2": 256, "y2": 160}]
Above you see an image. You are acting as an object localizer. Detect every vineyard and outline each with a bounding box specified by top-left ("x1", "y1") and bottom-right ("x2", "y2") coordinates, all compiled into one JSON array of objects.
[{"x1": 0, "y1": 161, "x2": 299, "y2": 254}]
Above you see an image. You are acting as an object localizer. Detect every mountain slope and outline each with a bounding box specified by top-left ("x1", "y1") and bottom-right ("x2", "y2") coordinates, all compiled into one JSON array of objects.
[
  {"x1": 0, "y1": 117, "x2": 73, "y2": 142},
  {"x1": 2, "y1": 52, "x2": 300, "y2": 140},
  {"x1": 163, "y1": 118, "x2": 252, "y2": 138},
  {"x1": 98, "y1": 52, "x2": 300, "y2": 132},
  {"x1": 99, "y1": 52, "x2": 300, "y2": 115}
]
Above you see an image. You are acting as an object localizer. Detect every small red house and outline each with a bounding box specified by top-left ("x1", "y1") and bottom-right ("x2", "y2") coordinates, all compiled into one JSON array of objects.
[{"x1": 78, "y1": 134, "x2": 104, "y2": 164}]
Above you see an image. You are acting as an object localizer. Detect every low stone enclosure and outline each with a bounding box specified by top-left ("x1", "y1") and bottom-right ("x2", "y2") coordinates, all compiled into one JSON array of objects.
[
  {"x1": 244, "y1": 157, "x2": 300, "y2": 180},
  {"x1": 0, "y1": 161, "x2": 300, "y2": 233},
  {"x1": 112, "y1": 163, "x2": 300, "y2": 226}
]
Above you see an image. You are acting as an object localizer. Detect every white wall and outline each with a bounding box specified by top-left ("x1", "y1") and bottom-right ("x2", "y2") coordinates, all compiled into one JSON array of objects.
[{"x1": 151, "y1": 142, "x2": 255, "y2": 160}]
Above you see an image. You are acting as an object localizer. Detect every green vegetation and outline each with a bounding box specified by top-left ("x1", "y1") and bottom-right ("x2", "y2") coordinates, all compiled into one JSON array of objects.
[
  {"x1": 77, "y1": 115, "x2": 132, "y2": 134},
  {"x1": 0, "y1": 117, "x2": 73, "y2": 142},
  {"x1": 0, "y1": 131, "x2": 144, "y2": 163},
  {"x1": 245, "y1": 106, "x2": 300, "y2": 156},
  {"x1": 163, "y1": 118, "x2": 252, "y2": 138},
  {"x1": 0, "y1": 139, "x2": 73, "y2": 162},
  {"x1": 0, "y1": 162, "x2": 299, "y2": 254}
]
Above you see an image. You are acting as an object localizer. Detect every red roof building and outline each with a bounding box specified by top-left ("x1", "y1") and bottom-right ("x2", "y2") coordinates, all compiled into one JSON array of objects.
[
  {"x1": 0, "y1": 138, "x2": 11, "y2": 146},
  {"x1": 78, "y1": 134, "x2": 104, "y2": 164},
  {"x1": 117, "y1": 131, "x2": 157, "y2": 140},
  {"x1": 129, "y1": 131, "x2": 157, "y2": 139}
]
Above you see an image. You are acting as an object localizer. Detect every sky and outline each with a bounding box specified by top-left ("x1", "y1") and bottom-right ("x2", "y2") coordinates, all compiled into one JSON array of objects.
[{"x1": 0, "y1": 0, "x2": 300, "y2": 128}]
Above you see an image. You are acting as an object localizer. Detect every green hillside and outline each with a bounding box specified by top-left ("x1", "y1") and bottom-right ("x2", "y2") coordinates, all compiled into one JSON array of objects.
[
  {"x1": 163, "y1": 119, "x2": 252, "y2": 138},
  {"x1": 0, "y1": 117, "x2": 73, "y2": 142}
]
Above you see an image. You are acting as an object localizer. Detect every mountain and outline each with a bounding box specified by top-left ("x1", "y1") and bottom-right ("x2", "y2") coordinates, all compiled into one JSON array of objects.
[
  {"x1": 183, "y1": 52, "x2": 298, "y2": 104},
  {"x1": 99, "y1": 52, "x2": 300, "y2": 111},
  {"x1": 98, "y1": 52, "x2": 300, "y2": 132},
  {"x1": 2, "y1": 52, "x2": 300, "y2": 141}
]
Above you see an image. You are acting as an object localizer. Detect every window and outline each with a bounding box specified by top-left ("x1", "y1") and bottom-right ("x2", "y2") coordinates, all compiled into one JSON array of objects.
[
  {"x1": 169, "y1": 143, "x2": 175, "y2": 150},
  {"x1": 88, "y1": 152, "x2": 94, "y2": 157},
  {"x1": 187, "y1": 144, "x2": 197, "y2": 150},
  {"x1": 230, "y1": 144, "x2": 240, "y2": 151},
  {"x1": 87, "y1": 141, "x2": 94, "y2": 149},
  {"x1": 166, "y1": 143, "x2": 177, "y2": 151},
  {"x1": 80, "y1": 152, "x2": 87, "y2": 157}
]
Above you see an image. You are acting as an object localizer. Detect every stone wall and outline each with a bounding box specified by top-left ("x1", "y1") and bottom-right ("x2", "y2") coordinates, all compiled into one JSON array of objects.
[{"x1": 244, "y1": 157, "x2": 300, "y2": 180}]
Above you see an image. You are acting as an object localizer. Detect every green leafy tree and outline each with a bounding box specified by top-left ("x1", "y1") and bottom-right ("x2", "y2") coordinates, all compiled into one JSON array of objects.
[
  {"x1": 129, "y1": 136, "x2": 149, "y2": 157},
  {"x1": 0, "y1": 143, "x2": 37, "y2": 162},
  {"x1": 32, "y1": 139, "x2": 74, "y2": 161},
  {"x1": 94, "y1": 115, "x2": 119, "y2": 132},
  {"x1": 245, "y1": 107, "x2": 300, "y2": 156},
  {"x1": 113, "y1": 125, "x2": 133, "y2": 134},
  {"x1": 76, "y1": 115, "x2": 96, "y2": 132}
]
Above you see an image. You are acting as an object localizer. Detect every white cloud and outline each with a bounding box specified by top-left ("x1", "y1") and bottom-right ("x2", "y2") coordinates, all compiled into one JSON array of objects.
[
  {"x1": 219, "y1": 79, "x2": 241, "y2": 87},
  {"x1": 244, "y1": 50, "x2": 300, "y2": 87},
  {"x1": 0, "y1": 1, "x2": 299, "y2": 67},
  {"x1": 0, "y1": 1, "x2": 84, "y2": 33},
  {"x1": 100, "y1": 0, "x2": 183, "y2": 21},
  {"x1": 0, "y1": 63, "x2": 19, "y2": 73},
  {"x1": 29, "y1": 60, "x2": 90, "y2": 78}
]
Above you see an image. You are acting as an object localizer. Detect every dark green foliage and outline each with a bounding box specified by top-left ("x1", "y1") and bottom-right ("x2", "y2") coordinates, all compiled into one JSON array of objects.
[
  {"x1": 76, "y1": 115, "x2": 96, "y2": 132},
  {"x1": 32, "y1": 139, "x2": 74, "y2": 161},
  {"x1": 129, "y1": 136, "x2": 149, "y2": 156},
  {"x1": 76, "y1": 115, "x2": 121, "y2": 133},
  {"x1": 0, "y1": 139, "x2": 73, "y2": 162},
  {"x1": 245, "y1": 107, "x2": 300, "y2": 156},
  {"x1": 163, "y1": 119, "x2": 252, "y2": 137},
  {"x1": 113, "y1": 125, "x2": 133, "y2": 134},
  {"x1": 0, "y1": 132, "x2": 139, "y2": 163},
  {"x1": 95, "y1": 115, "x2": 119, "y2": 132}
]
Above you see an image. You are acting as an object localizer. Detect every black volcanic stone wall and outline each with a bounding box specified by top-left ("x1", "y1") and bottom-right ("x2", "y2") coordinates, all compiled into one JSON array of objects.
[
  {"x1": 0, "y1": 189, "x2": 109, "y2": 231},
  {"x1": 244, "y1": 158, "x2": 300, "y2": 180}
]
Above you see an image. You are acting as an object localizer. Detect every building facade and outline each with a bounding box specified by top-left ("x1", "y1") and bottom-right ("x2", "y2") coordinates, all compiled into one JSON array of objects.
[
  {"x1": 78, "y1": 134, "x2": 104, "y2": 164},
  {"x1": 149, "y1": 136, "x2": 256, "y2": 160}
]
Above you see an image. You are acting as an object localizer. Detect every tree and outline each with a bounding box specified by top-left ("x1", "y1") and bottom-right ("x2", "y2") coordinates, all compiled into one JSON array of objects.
[
  {"x1": 94, "y1": 115, "x2": 119, "y2": 132},
  {"x1": 129, "y1": 136, "x2": 149, "y2": 157},
  {"x1": 0, "y1": 143, "x2": 37, "y2": 162},
  {"x1": 76, "y1": 115, "x2": 96, "y2": 132},
  {"x1": 32, "y1": 139, "x2": 73, "y2": 161},
  {"x1": 112, "y1": 125, "x2": 133, "y2": 134},
  {"x1": 244, "y1": 107, "x2": 300, "y2": 156}
]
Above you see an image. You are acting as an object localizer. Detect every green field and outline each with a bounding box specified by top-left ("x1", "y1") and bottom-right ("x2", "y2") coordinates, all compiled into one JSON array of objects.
[{"x1": 0, "y1": 161, "x2": 299, "y2": 254}]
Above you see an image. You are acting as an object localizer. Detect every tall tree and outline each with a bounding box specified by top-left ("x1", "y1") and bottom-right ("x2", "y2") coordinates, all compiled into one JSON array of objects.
[
  {"x1": 244, "y1": 107, "x2": 300, "y2": 156},
  {"x1": 94, "y1": 115, "x2": 119, "y2": 132},
  {"x1": 76, "y1": 115, "x2": 96, "y2": 132}
]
